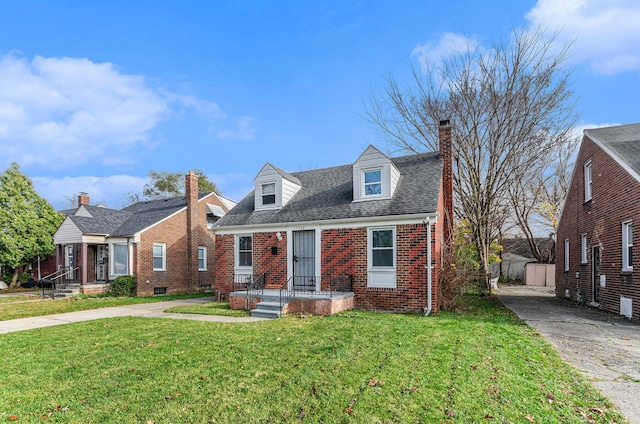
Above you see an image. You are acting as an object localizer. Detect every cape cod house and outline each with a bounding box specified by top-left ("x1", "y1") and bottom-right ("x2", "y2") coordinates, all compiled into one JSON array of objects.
[
  {"x1": 213, "y1": 120, "x2": 454, "y2": 316},
  {"x1": 52, "y1": 172, "x2": 235, "y2": 296},
  {"x1": 556, "y1": 123, "x2": 640, "y2": 319}
]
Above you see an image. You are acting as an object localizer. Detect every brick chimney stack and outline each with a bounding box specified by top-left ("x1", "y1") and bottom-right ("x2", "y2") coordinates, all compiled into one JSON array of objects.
[
  {"x1": 439, "y1": 120, "x2": 453, "y2": 244},
  {"x1": 185, "y1": 171, "x2": 199, "y2": 292},
  {"x1": 78, "y1": 192, "x2": 90, "y2": 206}
]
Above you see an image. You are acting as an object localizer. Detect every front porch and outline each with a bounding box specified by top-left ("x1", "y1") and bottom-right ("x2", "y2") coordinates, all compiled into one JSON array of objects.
[{"x1": 230, "y1": 289, "x2": 355, "y2": 317}]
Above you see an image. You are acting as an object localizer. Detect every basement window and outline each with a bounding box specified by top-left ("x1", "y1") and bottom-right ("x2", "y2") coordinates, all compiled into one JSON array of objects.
[{"x1": 153, "y1": 287, "x2": 167, "y2": 296}]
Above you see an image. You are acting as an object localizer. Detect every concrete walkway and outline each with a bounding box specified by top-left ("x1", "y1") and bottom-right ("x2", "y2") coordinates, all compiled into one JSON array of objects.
[
  {"x1": 0, "y1": 296, "x2": 265, "y2": 334},
  {"x1": 497, "y1": 285, "x2": 640, "y2": 424}
]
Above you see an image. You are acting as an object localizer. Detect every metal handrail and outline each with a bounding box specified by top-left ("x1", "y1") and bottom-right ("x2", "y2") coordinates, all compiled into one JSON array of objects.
[{"x1": 41, "y1": 266, "x2": 80, "y2": 298}]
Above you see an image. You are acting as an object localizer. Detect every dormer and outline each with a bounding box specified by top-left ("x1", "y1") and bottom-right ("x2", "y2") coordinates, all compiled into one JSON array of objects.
[
  {"x1": 353, "y1": 145, "x2": 401, "y2": 202},
  {"x1": 254, "y1": 163, "x2": 302, "y2": 211}
]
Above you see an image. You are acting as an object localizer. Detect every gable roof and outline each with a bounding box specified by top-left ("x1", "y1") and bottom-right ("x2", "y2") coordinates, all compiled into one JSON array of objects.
[
  {"x1": 60, "y1": 192, "x2": 217, "y2": 238},
  {"x1": 586, "y1": 123, "x2": 640, "y2": 182},
  {"x1": 216, "y1": 151, "x2": 442, "y2": 228},
  {"x1": 256, "y1": 162, "x2": 302, "y2": 185}
]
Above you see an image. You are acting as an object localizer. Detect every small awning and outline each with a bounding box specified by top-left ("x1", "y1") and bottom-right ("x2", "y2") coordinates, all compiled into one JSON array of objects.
[{"x1": 206, "y1": 204, "x2": 226, "y2": 217}]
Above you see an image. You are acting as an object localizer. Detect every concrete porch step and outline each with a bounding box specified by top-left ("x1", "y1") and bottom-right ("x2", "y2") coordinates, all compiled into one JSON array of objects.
[{"x1": 251, "y1": 301, "x2": 285, "y2": 319}]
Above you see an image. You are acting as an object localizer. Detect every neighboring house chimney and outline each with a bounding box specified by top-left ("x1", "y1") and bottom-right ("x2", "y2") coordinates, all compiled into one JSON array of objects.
[
  {"x1": 78, "y1": 192, "x2": 90, "y2": 206},
  {"x1": 439, "y1": 120, "x2": 453, "y2": 244},
  {"x1": 186, "y1": 171, "x2": 199, "y2": 292}
]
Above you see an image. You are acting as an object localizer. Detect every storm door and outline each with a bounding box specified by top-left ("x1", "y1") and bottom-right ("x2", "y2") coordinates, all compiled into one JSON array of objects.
[
  {"x1": 96, "y1": 245, "x2": 108, "y2": 281},
  {"x1": 592, "y1": 246, "x2": 600, "y2": 303},
  {"x1": 293, "y1": 230, "x2": 316, "y2": 290}
]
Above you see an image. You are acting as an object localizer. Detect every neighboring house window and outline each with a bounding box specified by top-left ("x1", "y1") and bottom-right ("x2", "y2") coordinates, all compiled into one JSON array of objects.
[
  {"x1": 198, "y1": 246, "x2": 207, "y2": 271},
  {"x1": 581, "y1": 234, "x2": 588, "y2": 264},
  {"x1": 623, "y1": 220, "x2": 633, "y2": 272},
  {"x1": 364, "y1": 169, "x2": 382, "y2": 196},
  {"x1": 236, "y1": 235, "x2": 253, "y2": 268},
  {"x1": 584, "y1": 159, "x2": 592, "y2": 202},
  {"x1": 153, "y1": 243, "x2": 166, "y2": 271},
  {"x1": 112, "y1": 244, "x2": 128, "y2": 275},
  {"x1": 262, "y1": 183, "x2": 276, "y2": 205},
  {"x1": 564, "y1": 239, "x2": 569, "y2": 271},
  {"x1": 367, "y1": 227, "x2": 396, "y2": 288},
  {"x1": 207, "y1": 214, "x2": 219, "y2": 230}
]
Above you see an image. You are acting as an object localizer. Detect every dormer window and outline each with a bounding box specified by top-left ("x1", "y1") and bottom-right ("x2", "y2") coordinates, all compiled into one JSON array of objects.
[
  {"x1": 262, "y1": 183, "x2": 276, "y2": 205},
  {"x1": 364, "y1": 169, "x2": 382, "y2": 196}
]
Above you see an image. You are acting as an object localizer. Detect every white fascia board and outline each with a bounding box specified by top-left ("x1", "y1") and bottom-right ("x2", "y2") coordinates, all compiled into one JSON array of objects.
[{"x1": 214, "y1": 212, "x2": 438, "y2": 235}]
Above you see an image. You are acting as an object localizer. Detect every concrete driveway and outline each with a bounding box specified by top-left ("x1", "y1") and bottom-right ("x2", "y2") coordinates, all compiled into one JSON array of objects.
[{"x1": 497, "y1": 285, "x2": 640, "y2": 424}]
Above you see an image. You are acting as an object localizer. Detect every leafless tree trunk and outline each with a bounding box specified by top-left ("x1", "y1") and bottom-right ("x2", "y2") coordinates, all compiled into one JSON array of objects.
[{"x1": 366, "y1": 26, "x2": 578, "y2": 289}]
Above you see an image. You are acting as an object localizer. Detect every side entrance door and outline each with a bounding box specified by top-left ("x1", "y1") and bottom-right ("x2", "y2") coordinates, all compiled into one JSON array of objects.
[
  {"x1": 592, "y1": 246, "x2": 600, "y2": 303},
  {"x1": 293, "y1": 230, "x2": 316, "y2": 291}
]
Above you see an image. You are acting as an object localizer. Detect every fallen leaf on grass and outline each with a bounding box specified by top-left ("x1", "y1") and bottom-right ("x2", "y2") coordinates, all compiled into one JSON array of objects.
[
  {"x1": 622, "y1": 336, "x2": 630, "y2": 340},
  {"x1": 7, "y1": 415, "x2": 18, "y2": 421},
  {"x1": 546, "y1": 393, "x2": 555, "y2": 403},
  {"x1": 345, "y1": 397, "x2": 357, "y2": 414},
  {"x1": 446, "y1": 409, "x2": 456, "y2": 417},
  {"x1": 524, "y1": 414, "x2": 535, "y2": 422},
  {"x1": 590, "y1": 407, "x2": 604, "y2": 416},
  {"x1": 297, "y1": 409, "x2": 307, "y2": 419}
]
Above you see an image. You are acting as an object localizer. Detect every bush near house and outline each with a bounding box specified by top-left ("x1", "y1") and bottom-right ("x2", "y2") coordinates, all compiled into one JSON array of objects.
[{"x1": 110, "y1": 275, "x2": 137, "y2": 297}]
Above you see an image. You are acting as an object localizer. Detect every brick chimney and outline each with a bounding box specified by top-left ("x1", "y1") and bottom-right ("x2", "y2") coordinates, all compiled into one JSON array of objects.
[
  {"x1": 439, "y1": 120, "x2": 453, "y2": 244},
  {"x1": 78, "y1": 192, "x2": 90, "y2": 206},
  {"x1": 185, "y1": 171, "x2": 199, "y2": 292}
]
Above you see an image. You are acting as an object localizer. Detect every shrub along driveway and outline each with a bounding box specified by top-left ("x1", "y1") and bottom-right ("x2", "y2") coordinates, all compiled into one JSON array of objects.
[{"x1": 498, "y1": 285, "x2": 640, "y2": 424}]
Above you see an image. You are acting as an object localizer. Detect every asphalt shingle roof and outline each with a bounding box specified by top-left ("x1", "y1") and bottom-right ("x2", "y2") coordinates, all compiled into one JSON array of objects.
[
  {"x1": 587, "y1": 123, "x2": 640, "y2": 176},
  {"x1": 216, "y1": 151, "x2": 443, "y2": 228},
  {"x1": 64, "y1": 193, "x2": 212, "y2": 237}
]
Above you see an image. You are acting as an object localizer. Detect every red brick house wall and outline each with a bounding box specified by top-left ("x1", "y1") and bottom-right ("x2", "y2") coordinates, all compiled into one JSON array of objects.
[
  {"x1": 254, "y1": 232, "x2": 287, "y2": 288},
  {"x1": 135, "y1": 193, "x2": 221, "y2": 297},
  {"x1": 556, "y1": 135, "x2": 640, "y2": 318},
  {"x1": 214, "y1": 234, "x2": 234, "y2": 295}
]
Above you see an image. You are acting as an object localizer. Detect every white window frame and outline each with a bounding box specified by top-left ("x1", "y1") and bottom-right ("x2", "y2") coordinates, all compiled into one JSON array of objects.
[
  {"x1": 622, "y1": 220, "x2": 633, "y2": 272},
  {"x1": 261, "y1": 182, "x2": 276, "y2": 206},
  {"x1": 198, "y1": 246, "x2": 207, "y2": 271},
  {"x1": 367, "y1": 227, "x2": 396, "y2": 288},
  {"x1": 110, "y1": 243, "x2": 129, "y2": 276},
  {"x1": 153, "y1": 243, "x2": 166, "y2": 271},
  {"x1": 363, "y1": 168, "x2": 383, "y2": 197},
  {"x1": 584, "y1": 159, "x2": 592, "y2": 202},
  {"x1": 235, "y1": 235, "x2": 253, "y2": 271},
  {"x1": 564, "y1": 239, "x2": 570, "y2": 271},
  {"x1": 580, "y1": 234, "x2": 588, "y2": 264}
]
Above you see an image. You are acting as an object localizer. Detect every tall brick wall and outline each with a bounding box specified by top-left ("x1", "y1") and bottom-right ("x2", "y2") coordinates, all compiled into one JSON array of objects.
[
  {"x1": 556, "y1": 135, "x2": 640, "y2": 318},
  {"x1": 214, "y1": 234, "x2": 234, "y2": 295}
]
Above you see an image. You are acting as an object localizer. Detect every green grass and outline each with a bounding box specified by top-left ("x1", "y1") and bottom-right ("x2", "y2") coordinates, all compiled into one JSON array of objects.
[
  {"x1": 0, "y1": 293, "x2": 626, "y2": 423},
  {"x1": 0, "y1": 293, "x2": 212, "y2": 321},
  {"x1": 164, "y1": 301, "x2": 251, "y2": 317}
]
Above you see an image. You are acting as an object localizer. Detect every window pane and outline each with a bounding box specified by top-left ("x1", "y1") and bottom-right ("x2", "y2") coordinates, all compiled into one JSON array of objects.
[
  {"x1": 373, "y1": 230, "x2": 393, "y2": 248},
  {"x1": 153, "y1": 256, "x2": 163, "y2": 269},
  {"x1": 239, "y1": 236, "x2": 252, "y2": 251},
  {"x1": 114, "y1": 245, "x2": 128, "y2": 274},
  {"x1": 373, "y1": 249, "x2": 393, "y2": 267},
  {"x1": 262, "y1": 194, "x2": 276, "y2": 205},
  {"x1": 262, "y1": 183, "x2": 275, "y2": 195},
  {"x1": 239, "y1": 251, "x2": 252, "y2": 267},
  {"x1": 153, "y1": 245, "x2": 163, "y2": 257},
  {"x1": 365, "y1": 170, "x2": 381, "y2": 183},
  {"x1": 365, "y1": 183, "x2": 381, "y2": 195}
]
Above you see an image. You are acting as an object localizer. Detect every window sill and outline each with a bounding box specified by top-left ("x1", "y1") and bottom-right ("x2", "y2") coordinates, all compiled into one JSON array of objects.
[{"x1": 620, "y1": 270, "x2": 633, "y2": 276}]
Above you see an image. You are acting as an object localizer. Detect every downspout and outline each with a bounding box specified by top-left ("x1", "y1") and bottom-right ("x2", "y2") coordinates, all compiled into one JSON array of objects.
[{"x1": 424, "y1": 217, "x2": 433, "y2": 316}]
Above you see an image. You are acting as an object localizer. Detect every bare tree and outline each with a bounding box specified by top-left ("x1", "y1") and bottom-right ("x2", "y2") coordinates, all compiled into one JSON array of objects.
[{"x1": 366, "y1": 26, "x2": 579, "y2": 288}]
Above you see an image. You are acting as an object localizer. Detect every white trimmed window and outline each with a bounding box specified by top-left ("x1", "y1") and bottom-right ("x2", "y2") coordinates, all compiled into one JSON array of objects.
[
  {"x1": 236, "y1": 235, "x2": 253, "y2": 269},
  {"x1": 111, "y1": 243, "x2": 128, "y2": 276},
  {"x1": 584, "y1": 159, "x2": 592, "y2": 202},
  {"x1": 581, "y1": 234, "x2": 588, "y2": 264},
  {"x1": 367, "y1": 227, "x2": 396, "y2": 288},
  {"x1": 261, "y1": 183, "x2": 276, "y2": 206},
  {"x1": 153, "y1": 243, "x2": 166, "y2": 271},
  {"x1": 623, "y1": 220, "x2": 633, "y2": 272},
  {"x1": 564, "y1": 239, "x2": 570, "y2": 271},
  {"x1": 364, "y1": 169, "x2": 382, "y2": 196},
  {"x1": 198, "y1": 246, "x2": 207, "y2": 271}
]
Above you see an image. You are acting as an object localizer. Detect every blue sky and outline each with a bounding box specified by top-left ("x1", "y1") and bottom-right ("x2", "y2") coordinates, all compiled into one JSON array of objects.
[{"x1": 0, "y1": 0, "x2": 639, "y2": 210}]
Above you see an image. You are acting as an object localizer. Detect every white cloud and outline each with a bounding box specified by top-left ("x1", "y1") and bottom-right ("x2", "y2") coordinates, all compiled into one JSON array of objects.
[
  {"x1": 411, "y1": 32, "x2": 483, "y2": 71},
  {"x1": 526, "y1": 0, "x2": 640, "y2": 74},
  {"x1": 32, "y1": 174, "x2": 149, "y2": 210},
  {"x1": 217, "y1": 116, "x2": 258, "y2": 141},
  {"x1": 0, "y1": 52, "x2": 259, "y2": 172}
]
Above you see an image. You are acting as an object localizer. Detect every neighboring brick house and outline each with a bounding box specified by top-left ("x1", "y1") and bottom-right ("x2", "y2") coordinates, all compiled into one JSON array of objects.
[
  {"x1": 556, "y1": 123, "x2": 640, "y2": 319},
  {"x1": 213, "y1": 120, "x2": 454, "y2": 314},
  {"x1": 52, "y1": 173, "x2": 235, "y2": 296}
]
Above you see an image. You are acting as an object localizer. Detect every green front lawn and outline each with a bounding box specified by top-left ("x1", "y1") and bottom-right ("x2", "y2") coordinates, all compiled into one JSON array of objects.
[
  {"x1": 0, "y1": 293, "x2": 212, "y2": 321},
  {"x1": 165, "y1": 301, "x2": 251, "y2": 317},
  {"x1": 0, "y1": 294, "x2": 625, "y2": 423}
]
